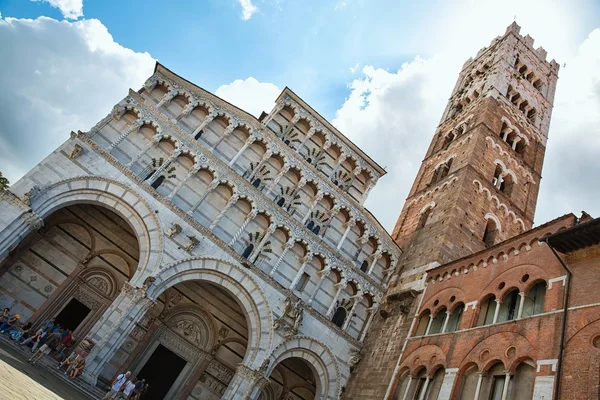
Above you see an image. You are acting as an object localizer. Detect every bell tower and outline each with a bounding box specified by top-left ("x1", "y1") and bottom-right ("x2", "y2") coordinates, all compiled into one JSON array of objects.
[
  {"x1": 390, "y1": 22, "x2": 560, "y2": 290},
  {"x1": 342, "y1": 23, "x2": 559, "y2": 400}
]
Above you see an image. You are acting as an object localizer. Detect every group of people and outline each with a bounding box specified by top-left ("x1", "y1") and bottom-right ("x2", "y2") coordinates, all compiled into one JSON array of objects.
[{"x1": 103, "y1": 371, "x2": 150, "y2": 400}]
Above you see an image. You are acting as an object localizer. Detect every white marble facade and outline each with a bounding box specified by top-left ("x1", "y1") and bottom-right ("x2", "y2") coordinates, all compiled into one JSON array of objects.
[{"x1": 0, "y1": 63, "x2": 401, "y2": 400}]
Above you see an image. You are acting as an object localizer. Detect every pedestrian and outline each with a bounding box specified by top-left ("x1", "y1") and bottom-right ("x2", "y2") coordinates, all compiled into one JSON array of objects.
[
  {"x1": 21, "y1": 329, "x2": 45, "y2": 351},
  {"x1": 118, "y1": 377, "x2": 136, "y2": 400},
  {"x1": 10, "y1": 321, "x2": 31, "y2": 341},
  {"x1": 102, "y1": 371, "x2": 131, "y2": 400},
  {"x1": 28, "y1": 331, "x2": 61, "y2": 365},
  {"x1": 131, "y1": 378, "x2": 145, "y2": 400},
  {"x1": 0, "y1": 308, "x2": 10, "y2": 323},
  {"x1": 0, "y1": 314, "x2": 19, "y2": 333},
  {"x1": 41, "y1": 317, "x2": 55, "y2": 333},
  {"x1": 55, "y1": 329, "x2": 72, "y2": 353}
]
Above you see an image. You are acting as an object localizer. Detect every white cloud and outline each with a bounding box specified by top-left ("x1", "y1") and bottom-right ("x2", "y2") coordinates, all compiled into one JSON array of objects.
[
  {"x1": 216, "y1": 77, "x2": 281, "y2": 118},
  {"x1": 0, "y1": 16, "x2": 155, "y2": 184},
  {"x1": 334, "y1": 1, "x2": 347, "y2": 11},
  {"x1": 333, "y1": 26, "x2": 600, "y2": 232},
  {"x1": 237, "y1": 0, "x2": 258, "y2": 21},
  {"x1": 32, "y1": 0, "x2": 83, "y2": 20},
  {"x1": 349, "y1": 63, "x2": 360, "y2": 74}
]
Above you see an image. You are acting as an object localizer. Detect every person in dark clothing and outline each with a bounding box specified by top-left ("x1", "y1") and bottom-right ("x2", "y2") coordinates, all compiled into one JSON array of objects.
[{"x1": 29, "y1": 331, "x2": 61, "y2": 365}]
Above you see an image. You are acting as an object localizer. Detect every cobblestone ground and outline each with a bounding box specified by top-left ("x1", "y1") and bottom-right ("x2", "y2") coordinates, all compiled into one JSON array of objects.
[{"x1": 0, "y1": 343, "x2": 92, "y2": 400}]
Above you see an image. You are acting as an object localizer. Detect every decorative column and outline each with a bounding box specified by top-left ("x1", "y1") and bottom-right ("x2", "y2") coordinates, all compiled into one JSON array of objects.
[
  {"x1": 360, "y1": 180, "x2": 376, "y2": 204},
  {"x1": 155, "y1": 90, "x2": 178, "y2": 109},
  {"x1": 492, "y1": 299, "x2": 502, "y2": 324},
  {"x1": 308, "y1": 269, "x2": 330, "y2": 306},
  {"x1": 424, "y1": 314, "x2": 434, "y2": 336},
  {"x1": 331, "y1": 154, "x2": 348, "y2": 177},
  {"x1": 261, "y1": 103, "x2": 283, "y2": 126},
  {"x1": 342, "y1": 292, "x2": 363, "y2": 331},
  {"x1": 107, "y1": 119, "x2": 144, "y2": 152},
  {"x1": 192, "y1": 112, "x2": 217, "y2": 139},
  {"x1": 188, "y1": 179, "x2": 219, "y2": 215},
  {"x1": 250, "y1": 225, "x2": 276, "y2": 263},
  {"x1": 282, "y1": 114, "x2": 301, "y2": 139},
  {"x1": 301, "y1": 193, "x2": 323, "y2": 224},
  {"x1": 359, "y1": 306, "x2": 377, "y2": 341},
  {"x1": 511, "y1": 136, "x2": 522, "y2": 151},
  {"x1": 248, "y1": 151, "x2": 273, "y2": 181},
  {"x1": 229, "y1": 136, "x2": 257, "y2": 167},
  {"x1": 320, "y1": 207, "x2": 341, "y2": 237},
  {"x1": 337, "y1": 218, "x2": 356, "y2": 249},
  {"x1": 296, "y1": 127, "x2": 316, "y2": 153},
  {"x1": 326, "y1": 280, "x2": 347, "y2": 318},
  {"x1": 82, "y1": 283, "x2": 155, "y2": 385},
  {"x1": 222, "y1": 364, "x2": 269, "y2": 400},
  {"x1": 126, "y1": 135, "x2": 161, "y2": 168},
  {"x1": 441, "y1": 310, "x2": 451, "y2": 334},
  {"x1": 210, "y1": 196, "x2": 239, "y2": 230},
  {"x1": 230, "y1": 210, "x2": 258, "y2": 247},
  {"x1": 175, "y1": 102, "x2": 197, "y2": 121},
  {"x1": 500, "y1": 371, "x2": 511, "y2": 400},
  {"x1": 502, "y1": 127, "x2": 512, "y2": 141},
  {"x1": 417, "y1": 376, "x2": 431, "y2": 400},
  {"x1": 270, "y1": 239, "x2": 295, "y2": 277},
  {"x1": 473, "y1": 372, "x2": 484, "y2": 400},
  {"x1": 367, "y1": 251, "x2": 383, "y2": 275},
  {"x1": 264, "y1": 165, "x2": 290, "y2": 196},
  {"x1": 167, "y1": 165, "x2": 201, "y2": 199},
  {"x1": 516, "y1": 292, "x2": 526, "y2": 319},
  {"x1": 288, "y1": 254, "x2": 313, "y2": 290},
  {"x1": 401, "y1": 376, "x2": 414, "y2": 400},
  {"x1": 147, "y1": 150, "x2": 182, "y2": 186},
  {"x1": 211, "y1": 122, "x2": 239, "y2": 151},
  {"x1": 437, "y1": 368, "x2": 458, "y2": 400}
]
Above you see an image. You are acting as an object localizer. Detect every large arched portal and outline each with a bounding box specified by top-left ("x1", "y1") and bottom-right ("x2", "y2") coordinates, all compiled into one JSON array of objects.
[
  {"x1": 0, "y1": 203, "x2": 139, "y2": 341},
  {"x1": 261, "y1": 357, "x2": 317, "y2": 400}
]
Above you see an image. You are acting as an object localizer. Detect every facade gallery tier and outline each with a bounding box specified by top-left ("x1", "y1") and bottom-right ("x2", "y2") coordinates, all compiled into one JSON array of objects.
[{"x1": 0, "y1": 63, "x2": 401, "y2": 400}]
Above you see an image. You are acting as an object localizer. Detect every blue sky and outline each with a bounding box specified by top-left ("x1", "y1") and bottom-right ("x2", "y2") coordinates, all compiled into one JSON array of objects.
[{"x1": 1, "y1": 0, "x2": 600, "y2": 232}]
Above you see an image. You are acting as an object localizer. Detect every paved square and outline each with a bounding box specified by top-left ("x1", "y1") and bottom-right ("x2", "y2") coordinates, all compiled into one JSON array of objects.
[{"x1": 0, "y1": 343, "x2": 93, "y2": 400}]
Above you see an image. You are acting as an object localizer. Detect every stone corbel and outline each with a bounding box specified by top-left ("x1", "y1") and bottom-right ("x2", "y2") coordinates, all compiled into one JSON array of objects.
[
  {"x1": 70, "y1": 144, "x2": 84, "y2": 160},
  {"x1": 185, "y1": 235, "x2": 200, "y2": 253},
  {"x1": 166, "y1": 223, "x2": 182, "y2": 239}
]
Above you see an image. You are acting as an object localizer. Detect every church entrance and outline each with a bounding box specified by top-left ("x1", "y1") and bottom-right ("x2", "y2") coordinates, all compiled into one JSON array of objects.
[
  {"x1": 54, "y1": 298, "x2": 91, "y2": 332},
  {"x1": 137, "y1": 344, "x2": 186, "y2": 400}
]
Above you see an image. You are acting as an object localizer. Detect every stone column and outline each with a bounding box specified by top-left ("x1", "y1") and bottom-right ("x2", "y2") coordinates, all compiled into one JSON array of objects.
[
  {"x1": 155, "y1": 90, "x2": 178, "y2": 109},
  {"x1": 424, "y1": 315, "x2": 434, "y2": 336},
  {"x1": 360, "y1": 180, "x2": 376, "y2": 204},
  {"x1": 301, "y1": 193, "x2": 323, "y2": 224},
  {"x1": 229, "y1": 136, "x2": 257, "y2": 167},
  {"x1": 107, "y1": 119, "x2": 144, "y2": 152},
  {"x1": 222, "y1": 364, "x2": 269, "y2": 400},
  {"x1": 250, "y1": 225, "x2": 276, "y2": 263},
  {"x1": 264, "y1": 166, "x2": 290, "y2": 196},
  {"x1": 211, "y1": 122, "x2": 239, "y2": 151},
  {"x1": 337, "y1": 218, "x2": 356, "y2": 249},
  {"x1": 270, "y1": 239, "x2": 294, "y2": 277},
  {"x1": 175, "y1": 101, "x2": 197, "y2": 121},
  {"x1": 342, "y1": 292, "x2": 363, "y2": 331},
  {"x1": 367, "y1": 251, "x2": 383, "y2": 275},
  {"x1": 401, "y1": 376, "x2": 414, "y2": 400},
  {"x1": 192, "y1": 112, "x2": 217, "y2": 139},
  {"x1": 230, "y1": 210, "x2": 258, "y2": 247},
  {"x1": 82, "y1": 283, "x2": 155, "y2": 384},
  {"x1": 492, "y1": 299, "x2": 502, "y2": 324},
  {"x1": 210, "y1": 196, "x2": 239, "y2": 230},
  {"x1": 296, "y1": 127, "x2": 316, "y2": 153},
  {"x1": 261, "y1": 103, "x2": 283, "y2": 126},
  {"x1": 288, "y1": 255, "x2": 313, "y2": 290},
  {"x1": 126, "y1": 135, "x2": 161, "y2": 168},
  {"x1": 437, "y1": 368, "x2": 458, "y2": 400},
  {"x1": 502, "y1": 127, "x2": 512, "y2": 141},
  {"x1": 248, "y1": 151, "x2": 273, "y2": 181},
  {"x1": 326, "y1": 280, "x2": 347, "y2": 318},
  {"x1": 441, "y1": 310, "x2": 451, "y2": 334},
  {"x1": 473, "y1": 372, "x2": 484, "y2": 400},
  {"x1": 308, "y1": 269, "x2": 329, "y2": 306},
  {"x1": 417, "y1": 376, "x2": 431, "y2": 400},
  {"x1": 147, "y1": 150, "x2": 182, "y2": 186},
  {"x1": 168, "y1": 165, "x2": 201, "y2": 199},
  {"x1": 511, "y1": 136, "x2": 522, "y2": 151},
  {"x1": 331, "y1": 154, "x2": 348, "y2": 177},
  {"x1": 516, "y1": 292, "x2": 526, "y2": 319},
  {"x1": 188, "y1": 179, "x2": 219, "y2": 215},
  {"x1": 359, "y1": 307, "x2": 377, "y2": 341},
  {"x1": 500, "y1": 371, "x2": 511, "y2": 400}
]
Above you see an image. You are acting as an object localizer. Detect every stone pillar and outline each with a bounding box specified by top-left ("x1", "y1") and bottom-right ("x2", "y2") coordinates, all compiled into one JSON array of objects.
[
  {"x1": 492, "y1": 299, "x2": 502, "y2": 324},
  {"x1": 441, "y1": 310, "x2": 452, "y2": 333},
  {"x1": 512, "y1": 136, "x2": 521, "y2": 150},
  {"x1": 331, "y1": 154, "x2": 347, "y2": 177},
  {"x1": 270, "y1": 239, "x2": 294, "y2": 277},
  {"x1": 175, "y1": 101, "x2": 196, "y2": 121},
  {"x1": 250, "y1": 225, "x2": 276, "y2": 263},
  {"x1": 302, "y1": 193, "x2": 323, "y2": 224},
  {"x1": 188, "y1": 179, "x2": 219, "y2": 215},
  {"x1": 473, "y1": 372, "x2": 484, "y2": 400},
  {"x1": 147, "y1": 150, "x2": 182, "y2": 186},
  {"x1": 424, "y1": 315, "x2": 434, "y2": 336},
  {"x1": 230, "y1": 210, "x2": 257, "y2": 247},
  {"x1": 308, "y1": 269, "x2": 329, "y2": 306},
  {"x1": 264, "y1": 166, "x2": 290, "y2": 196},
  {"x1": 155, "y1": 90, "x2": 178, "y2": 109},
  {"x1": 326, "y1": 280, "x2": 347, "y2": 318},
  {"x1": 168, "y1": 165, "x2": 200, "y2": 199},
  {"x1": 211, "y1": 122, "x2": 239, "y2": 151},
  {"x1": 192, "y1": 112, "x2": 217, "y2": 139},
  {"x1": 229, "y1": 136, "x2": 256, "y2": 167},
  {"x1": 126, "y1": 136, "x2": 161, "y2": 168},
  {"x1": 297, "y1": 128, "x2": 316, "y2": 153},
  {"x1": 82, "y1": 283, "x2": 155, "y2": 384},
  {"x1": 342, "y1": 292, "x2": 363, "y2": 331},
  {"x1": 210, "y1": 196, "x2": 239, "y2": 230},
  {"x1": 367, "y1": 251, "x2": 383, "y2": 275},
  {"x1": 401, "y1": 376, "x2": 414, "y2": 400},
  {"x1": 360, "y1": 180, "x2": 376, "y2": 204},
  {"x1": 337, "y1": 218, "x2": 356, "y2": 249},
  {"x1": 359, "y1": 307, "x2": 377, "y2": 341},
  {"x1": 500, "y1": 371, "x2": 511, "y2": 400},
  {"x1": 502, "y1": 127, "x2": 512, "y2": 141},
  {"x1": 248, "y1": 151, "x2": 273, "y2": 181},
  {"x1": 417, "y1": 376, "x2": 431, "y2": 400},
  {"x1": 107, "y1": 119, "x2": 144, "y2": 152},
  {"x1": 437, "y1": 368, "x2": 458, "y2": 400},
  {"x1": 516, "y1": 292, "x2": 526, "y2": 319},
  {"x1": 288, "y1": 255, "x2": 313, "y2": 290},
  {"x1": 222, "y1": 364, "x2": 269, "y2": 400}
]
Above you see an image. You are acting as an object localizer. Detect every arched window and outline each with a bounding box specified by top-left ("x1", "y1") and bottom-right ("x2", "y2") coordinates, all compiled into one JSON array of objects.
[
  {"x1": 477, "y1": 295, "x2": 497, "y2": 326},
  {"x1": 306, "y1": 220, "x2": 315, "y2": 231},
  {"x1": 446, "y1": 303, "x2": 464, "y2": 333},
  {"x1": 252, "y1": 178, "x2": 261, "y2": 188},
  {"x1": 360, "y1": 260, "x2": 369, "y2": 272},
  {"x1": 482, "y1": 219, "x2": 498, "y2": 247},
  {"x1": 151, "y1": 176, "x2": 165, "y2": 189},
  {"x1": 498, "y1": 289, "x2": 519, "y2": 322},
  {"x1": 312, "y1": 225, "x2": 321, "y2": 235},
  {"x1": 195, "y1": 129, "x2": 203, "y2": 140},
  {"x1": 306, "y1": 157, "x2": 313, "y2": 164},
  {"x1": 242, "y1": 244, "x2": 254, "y2": 259},
  {"x1": 429, "y1": 308, "x2": 446, "y2": 335},
  {"x1": 144, "y1": 169, "x2": 157, "y2": 181},
  {"x1": 522, "y1": 282, "x2": 546, "y2": 317},
  {"x1": 439, "y1": 158, "x2": 453, "y2": 180},
  {"x1": 277, "y1": 198, "x2": 285, "y2": 207},
  {"x1": 442, "y1": 134, "x2": 454, "y2": 150},
  {"x1": 284, "y1": 139, "x2": 291, "y2": 146},
  {"x1": 414, "y1": 311, "x2": 430, "y2": 336},
  {"x1": 331, "y1": 307, "x2": 347, "y2": 328},
  {"x1": 492, "y1": 165, "x2": 503, "y2": 189},
  {"x1": 500, "y1": 173, "x2": 514, "y2": 196},
  {"x1": 418, "y1": 207, "x2": 432, "y2": 229}
]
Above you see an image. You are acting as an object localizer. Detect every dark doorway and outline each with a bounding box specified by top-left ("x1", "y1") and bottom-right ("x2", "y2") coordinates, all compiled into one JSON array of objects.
[
  {"x1": 137, "y1": 344, "x2": 186, "y2": 400},
  {"x1": 54, "y1": 298, "x2": 91, "y2": 332}
]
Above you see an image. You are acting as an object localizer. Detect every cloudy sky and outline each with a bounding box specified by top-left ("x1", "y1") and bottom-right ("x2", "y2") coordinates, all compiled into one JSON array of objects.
[{"x1": 0, "y1": 0, "x2": 599, "y2": 232}]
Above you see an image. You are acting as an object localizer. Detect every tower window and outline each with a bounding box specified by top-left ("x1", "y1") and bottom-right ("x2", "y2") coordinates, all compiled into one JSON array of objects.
[{"x1": 482, "y1": 219, "x2": 498, "y2": 247}]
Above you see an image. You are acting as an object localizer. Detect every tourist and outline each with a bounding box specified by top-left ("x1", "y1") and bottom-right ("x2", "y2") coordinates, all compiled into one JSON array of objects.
[
  {"x1": 69, "y1": 357, "x2": 86, "y2": 379},
  {"x1": 20, "y1": 328, "x2": 45, "y2": 351},
  {"x1": 41, "y1": 317, "x2": 55, "y2": 333},
  {"x1": 131, "y1": 378, "x2": 145, "y2": 400},
  {"x1": 0, "y1": 308, "x2": 10, "y2": 323},
  {"x1": 118, "y1": 377, "x2": 137, "y2": 399},
  {"x1": 55, "y1": 329, "x2": 72, "y2": 353},
  {"x1": 10, "y1": 321, "x2": 31, "y2": 341},
  {"x1": 0, "y1": 313, "x2": 19, "y2": 333},
  {"x1": 58, "y1": 352, "x2": 78, "y2": 371},
  {"x1": 28, "y1": 330, "x2": 61, "y2": 365},
  {"x1": 102, "y1": 370, "x2": 131, "y2": 400}
]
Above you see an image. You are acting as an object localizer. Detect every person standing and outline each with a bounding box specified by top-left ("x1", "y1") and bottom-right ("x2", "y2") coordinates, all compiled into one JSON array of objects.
[
  {"x1": 131, "y1": 378, "x2": 145, "y2": 400},
  {"x1": 103, "y1": 371, "x2": 131, "y2": 400},
  {"x1": 28, "y1": 331, "x2": 61, "y2": 365},
  {"x1": 118, "y1": 377, "x2": 136, "y2": 400},
  {"x1": 0, "y1": 308, "x2": 10, "y2": 323}
]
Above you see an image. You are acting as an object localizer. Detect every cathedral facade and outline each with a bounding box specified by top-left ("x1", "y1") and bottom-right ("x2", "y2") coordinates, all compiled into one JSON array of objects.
[{"x1": 0, "y1": 62, "x2": 401, "y2": 399}]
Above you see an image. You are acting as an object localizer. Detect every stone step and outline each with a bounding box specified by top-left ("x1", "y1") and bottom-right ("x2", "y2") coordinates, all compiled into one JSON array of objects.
[{"x1": 0, "y1": 334, "x2": 105, "y2": 399}]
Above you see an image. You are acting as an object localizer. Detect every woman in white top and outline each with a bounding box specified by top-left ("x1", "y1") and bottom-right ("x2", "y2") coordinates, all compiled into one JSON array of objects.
[{"x1": 120, "y1": 377, "x2": 137, "y2": 400}]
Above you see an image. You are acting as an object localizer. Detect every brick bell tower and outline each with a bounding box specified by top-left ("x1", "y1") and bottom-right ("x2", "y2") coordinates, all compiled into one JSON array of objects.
[{"x1": 342, "y1": 23, "x2": 559, "y2": 400}]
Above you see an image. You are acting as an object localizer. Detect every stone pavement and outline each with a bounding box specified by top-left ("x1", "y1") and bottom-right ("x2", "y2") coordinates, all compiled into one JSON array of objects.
[{"x1": 0, "y1": 340, "x2": 97, "y2": 400}]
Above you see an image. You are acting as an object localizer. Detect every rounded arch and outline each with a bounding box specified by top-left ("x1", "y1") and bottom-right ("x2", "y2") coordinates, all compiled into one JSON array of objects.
[
  {"x1": 161, "y1": 302, "x2": 219, "y2": 351},
  {"x1": 26, "y1": 176, "x2": 163, "y2": 283},
  {"x1": 265, "y1": 336, "x2": 341, "y2": 400},
  {"x1": 147, "y1": 257, "x2": 273, "y2": 368}
]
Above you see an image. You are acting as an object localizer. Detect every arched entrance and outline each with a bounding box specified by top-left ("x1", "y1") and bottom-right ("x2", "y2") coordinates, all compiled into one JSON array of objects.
[
  {"x1": 0, "y1": 203, "x2": 140, "y2": 342},
  {"x1": 261, "y1": 357, "x2": 317, "y2": 400}
]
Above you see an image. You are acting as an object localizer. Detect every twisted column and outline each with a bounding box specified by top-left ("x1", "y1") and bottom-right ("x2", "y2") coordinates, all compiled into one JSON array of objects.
[
  {"x1": 188, "y1": 179, "x2": 219, "y2": 215},
  {"x1": 230, "y1": 210, "x2": 258, "y2": 247},
  {"x1": 270, "y1": 239, "x2": 295, "y2": 277},
  {"x1": 326, "y1": 280, "x2": 348, "y2": 318},
  {"x1": 192, "y1": 112, "x2": 217, "y2": 139},
  {"x1": 210, "y1": 195, "x2": 239, "y2": 230},
  {"x1": 107, "y1": 119, "x2": 144, "y2": 152}
]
